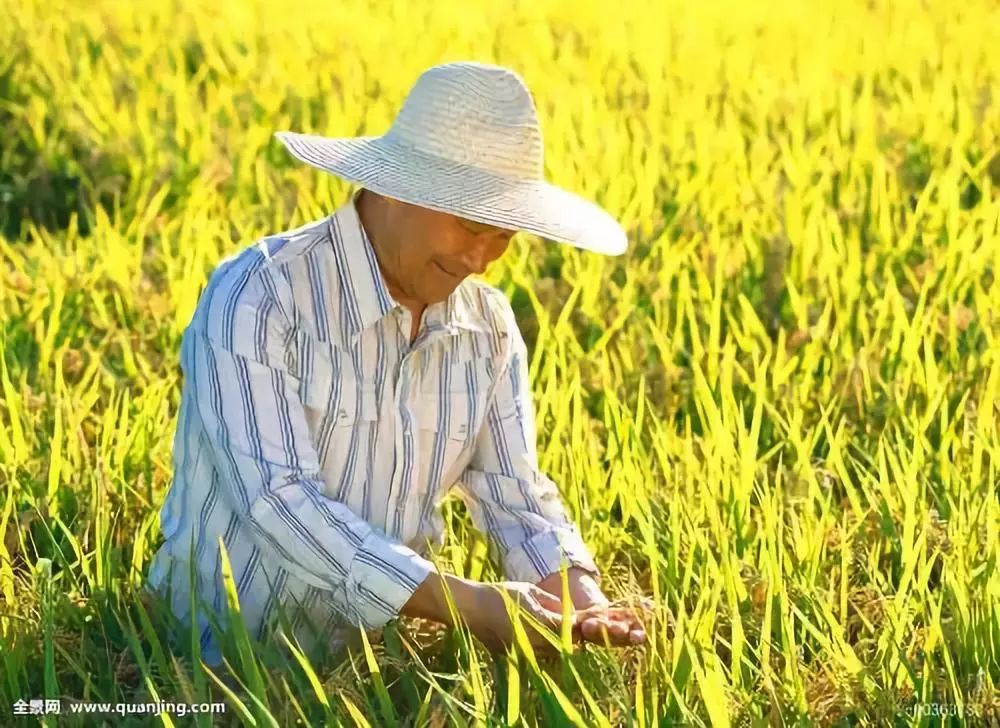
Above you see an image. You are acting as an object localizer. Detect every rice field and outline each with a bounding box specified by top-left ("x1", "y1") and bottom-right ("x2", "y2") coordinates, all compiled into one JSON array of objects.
[{"x1": 1, "y1": 0, "x2": 998, "y2": 724}]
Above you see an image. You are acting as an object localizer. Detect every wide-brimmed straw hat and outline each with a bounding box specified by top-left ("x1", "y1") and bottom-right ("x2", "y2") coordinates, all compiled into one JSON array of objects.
[{"x1": 274, "y1": 61, "x2": 627, "y2": 255}]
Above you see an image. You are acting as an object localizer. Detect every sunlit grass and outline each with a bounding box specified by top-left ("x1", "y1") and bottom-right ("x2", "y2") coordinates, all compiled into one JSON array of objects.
[{"x1": 1, "y1": 0, "x2": 998, "y2": 724}]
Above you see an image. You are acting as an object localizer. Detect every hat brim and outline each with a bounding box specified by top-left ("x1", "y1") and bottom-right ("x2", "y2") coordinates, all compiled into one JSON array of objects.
[{"x1": 274, "y1": 131, "x2": 627, "y2": 256}]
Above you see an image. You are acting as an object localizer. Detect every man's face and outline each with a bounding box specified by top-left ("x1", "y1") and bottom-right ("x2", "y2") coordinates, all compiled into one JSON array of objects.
[{"x1": 370, "y1": 195, "x2": 516, "y2": 305}]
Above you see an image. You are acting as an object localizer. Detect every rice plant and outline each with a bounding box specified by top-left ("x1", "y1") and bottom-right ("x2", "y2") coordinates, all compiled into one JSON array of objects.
[{"x1": 1, "y1": 0, "x2": 997, "y2": 724}]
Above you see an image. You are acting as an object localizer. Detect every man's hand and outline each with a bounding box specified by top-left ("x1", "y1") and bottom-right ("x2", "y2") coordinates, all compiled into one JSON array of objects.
[
  {"x1": 465, "y1": 581, "x2": 568, "y2": 655},
  {"x1": 572, "y1": 597, "x2": 653, "y2": 647},
  {"x1": 402, "y1": 572, "x2": 569, "y2": 654},
  {"x1": 536, "y1": 566, "x2": 606, "y2": 610},
  {"x1": 536, "y1": 567, "x2": 653, "y2": 647}
]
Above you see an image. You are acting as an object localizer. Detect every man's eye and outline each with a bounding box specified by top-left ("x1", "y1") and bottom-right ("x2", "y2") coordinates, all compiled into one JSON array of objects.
[
  {"x1": 460, "y1": 218, "x2": 493, "y2": 233},
  {"x1": 461, "y1": 218, "x2": 514, "y2": 237}
]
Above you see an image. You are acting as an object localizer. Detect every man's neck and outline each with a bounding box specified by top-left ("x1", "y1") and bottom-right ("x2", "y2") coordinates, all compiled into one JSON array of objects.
[{"x1": 386, "y1": 286, "x2": 426, "y2": 334}]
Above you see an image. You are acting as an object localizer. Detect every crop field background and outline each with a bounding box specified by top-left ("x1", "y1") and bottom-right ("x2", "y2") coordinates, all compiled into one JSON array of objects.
[{"x1": 1, "y1": 0, "x2": 998, "y2": 724}]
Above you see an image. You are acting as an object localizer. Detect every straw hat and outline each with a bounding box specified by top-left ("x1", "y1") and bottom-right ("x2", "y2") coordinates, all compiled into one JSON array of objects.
[{"x1": 274, "y1": 61, "x2": 627, "y2": 255}]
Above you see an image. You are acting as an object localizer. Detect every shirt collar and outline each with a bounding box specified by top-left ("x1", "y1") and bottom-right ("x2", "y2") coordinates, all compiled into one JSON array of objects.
[{"x1": 327, "y1": 190, "x2": 490, "y2": 346}]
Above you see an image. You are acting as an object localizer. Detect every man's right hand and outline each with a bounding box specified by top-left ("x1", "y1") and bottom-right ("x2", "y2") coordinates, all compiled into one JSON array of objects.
[
  {"x1": 464, "y1": 580, "x2": 568, "y2": 654},
  {"x1": 401, "y1": 572, "x2": 568, "y2": 654}
]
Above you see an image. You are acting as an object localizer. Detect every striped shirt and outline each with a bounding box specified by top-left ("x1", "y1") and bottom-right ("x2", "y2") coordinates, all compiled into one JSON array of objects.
[{"x1": 147, "y1": 190, "x2": 598, "y2": 666}]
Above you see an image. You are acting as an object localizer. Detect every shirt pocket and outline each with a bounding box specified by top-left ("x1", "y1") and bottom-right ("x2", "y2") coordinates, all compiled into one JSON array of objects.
[
  {"x1": 416, "y1": 389, "x2": 476, "y2": 498},
  {"x1": 298, "y1": 342, "x2": 378, "y2": 464},
  {"x1": 316, "y1": 377, "x2": 379, "y2": 497},
  {"x1": 323, "y1": 379, "x2": 378, "y2": 427},
  {"x1": 418, "y1": 344, "x2": 496, "y2": 476},
  {"x1": 419, "y1": 390, "x2": 476, "y2": 449},
  {"x1": 298, "y1": 334, "x2": 333, "y2": 410}
]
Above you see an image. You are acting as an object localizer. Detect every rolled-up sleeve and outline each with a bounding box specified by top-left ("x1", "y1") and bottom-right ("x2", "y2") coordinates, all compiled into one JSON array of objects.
[
  {"x1": 185, "y1": 268, "x2": 433, "y2": 630},
  {"x1": 455, "y1": 322, "x2": 600, "y2": 584}
]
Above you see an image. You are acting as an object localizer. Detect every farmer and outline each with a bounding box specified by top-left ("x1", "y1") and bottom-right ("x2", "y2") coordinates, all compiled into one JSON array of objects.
[{"x1": 147, "y1": 61, "x2": 650, "y2": 667}]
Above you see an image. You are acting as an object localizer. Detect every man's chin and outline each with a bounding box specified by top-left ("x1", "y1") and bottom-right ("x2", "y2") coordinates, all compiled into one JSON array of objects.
[{"x1": 425, "y1": 285, "x2": 460, "y2": 305}]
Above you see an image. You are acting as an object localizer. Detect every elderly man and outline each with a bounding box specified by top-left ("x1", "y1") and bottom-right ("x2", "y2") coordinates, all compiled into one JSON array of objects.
[{"x1": 148, "y1": 61, "x2": 649, "y2": 667}]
